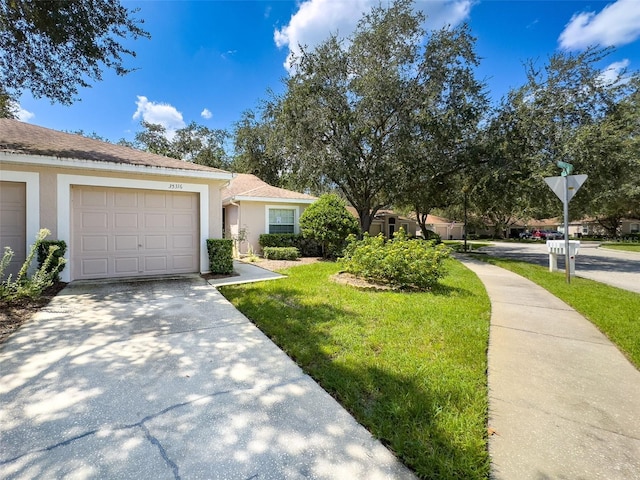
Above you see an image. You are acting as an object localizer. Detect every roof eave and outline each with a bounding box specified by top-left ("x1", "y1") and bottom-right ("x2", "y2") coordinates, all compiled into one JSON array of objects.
[
  {"x1": 223, "y1": 195, "x2": 316, "y2": 205},
  {"x1": 0, "y1": 151, "x2": 233, "y2": 181}
]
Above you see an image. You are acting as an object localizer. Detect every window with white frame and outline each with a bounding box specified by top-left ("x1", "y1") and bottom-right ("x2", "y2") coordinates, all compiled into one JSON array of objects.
[{"x1": 268, "y1": 207, "x2": 296, "y2": 234}]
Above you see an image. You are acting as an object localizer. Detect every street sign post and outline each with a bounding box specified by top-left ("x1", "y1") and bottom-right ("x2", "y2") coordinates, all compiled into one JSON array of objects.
[{"x1": 544, "y1": 173, "x2": 587, "y2": 283}]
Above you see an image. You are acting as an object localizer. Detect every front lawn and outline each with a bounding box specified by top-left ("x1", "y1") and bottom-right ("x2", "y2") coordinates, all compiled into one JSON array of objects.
[
  {"x1": 219, "y1": 260, "x2": 491, "y2": 479},
  {"x1": 600, "y1": 242, "x2": 640, "y2": 253},
  {"x1": 482, "y1": 256, "x2": 640, "y2": 369}
]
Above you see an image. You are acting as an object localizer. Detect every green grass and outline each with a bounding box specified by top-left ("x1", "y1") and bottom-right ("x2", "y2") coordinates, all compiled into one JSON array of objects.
[
  {"x1": 600, "y1": 243, "x2": 640, "y2": 253},
  {"x1": 481, "y1": 256, "x2": 640, "y2": 369},
  {"x1": 220, "y1": 260, "x2": 491, "y2": 479}
]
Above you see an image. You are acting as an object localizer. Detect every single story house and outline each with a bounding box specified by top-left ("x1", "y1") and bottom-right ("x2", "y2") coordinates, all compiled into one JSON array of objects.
[
  {"x1": 221, "y1": 173, "x2": 316, "y2": 255},
  {"x1": 419, "y1": 214, "x2": 464, "y2": 240},
  {"x1": 0, "y1": 119, "x2": 232, "y2": 282},
  {"x1": 367, "y1": 210, "x2": 418, "y2": 238}
]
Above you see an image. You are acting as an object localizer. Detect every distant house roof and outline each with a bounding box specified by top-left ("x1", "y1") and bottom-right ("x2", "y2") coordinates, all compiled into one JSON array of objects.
[
  {"x1": 0, "y1": 118, "x2": 230, "y2": 176},
  {"x1": 222, "y1": 173, "x2": 316, "y2": 203}
]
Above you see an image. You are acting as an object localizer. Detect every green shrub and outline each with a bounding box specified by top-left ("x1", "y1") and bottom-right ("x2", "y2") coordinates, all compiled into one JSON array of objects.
[
  {"x1": 259, "y1": 234, "x2": 322, "y2": 257},
  {"x1": 37, "y1": 240, "x2": 67, "y2": 280},
  {"x1": 1, "y1": 228, "x2": 67, "y2": 302},
  {"x1": 206, "y1": 239, "x2": 233, "y2": 274},
  {"x1": 299, "y1": 193, "x2": 360, "y2": 258},
  {"x1": 263, "y1": 247, "x2": 300, "y2": 260},
  {"x1": 340, "y1": 229, "x2": 450, "y2": 290}
]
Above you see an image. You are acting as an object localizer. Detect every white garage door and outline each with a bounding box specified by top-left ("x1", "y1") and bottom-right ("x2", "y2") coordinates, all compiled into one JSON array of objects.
[
  {"x1": 72, "y1": 186, "x2": 199, "y2": 280},
  {"x1": 0, "y1": 181, "x2": 27, "y2": 279}
]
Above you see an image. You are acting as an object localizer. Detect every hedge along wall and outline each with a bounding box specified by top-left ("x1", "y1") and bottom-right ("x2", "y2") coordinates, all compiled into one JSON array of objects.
[
  {"x1": 207, "y1": 239, "x2": 233, "y2": 275},
  {"x1": 258, "y1": 234, "x2": 322, "y2": 257}
]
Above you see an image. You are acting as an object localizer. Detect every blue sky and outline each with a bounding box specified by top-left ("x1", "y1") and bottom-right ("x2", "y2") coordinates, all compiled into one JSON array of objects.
[{"x1": 14, "y1": 0, "x2": 640, "y2": 147}]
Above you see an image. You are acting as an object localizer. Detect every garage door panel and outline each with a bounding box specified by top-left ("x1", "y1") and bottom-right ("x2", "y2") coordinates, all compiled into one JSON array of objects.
[
  {"x1": 143, "y1": 236, "x2": 167, "y2": 250},
  {"x1": 114, "y1": 191, "x2": 137, "y2": 207},
  {"x1": 172, "y1": 194, "x2": 195, "y2": 209},
  {"x1": 172, "y1": 234, "x2": 195, "y2": 249},
  {"x1": 144, "y1": 256, "x2": 167, "y2": 271},
  {"x1": 82, "y1": 236, "x2": 108, "y2": 253},
  {"x1": 115, "y1": 257, "x2": 139, "y2": 274},
  {"x1": 82, "y1": 212, "x2": 108, "y2": 228},
  {"x1": 114, "y1": 212, "x2": 138, "y2": 229},
  {"x1": 115, "y1": 235, "x2": 139, "y2": 251},
  {"x1": 81, "y1": 258, "x2": 109, "y2": 276},
  {"x1": 72, "y1": 186, "x2": 199, "y2": 280},
  {"x1": 80, "y1": 190, "x2": 108, "y2": 207},
  {"x1": 144, "y1": 213, "x2": 166, "y2": 228},
  {"x1": 0, "y1": 181, "x2": 26, "y2": 278},
  {"x1": 173, "y1": 255, "x2": 195, "y2": 269},
  {"x1": 173, "y1": 213, "x2": 195, "y2": 228},
  {"x1": 144, "y1": 192, "x2": 167, "y2": 208}
]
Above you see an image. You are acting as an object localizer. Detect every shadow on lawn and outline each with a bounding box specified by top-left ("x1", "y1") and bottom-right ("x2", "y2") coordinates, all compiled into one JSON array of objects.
[{"x1": 221, "y1": 283, "x2": 489, "y2": 480}]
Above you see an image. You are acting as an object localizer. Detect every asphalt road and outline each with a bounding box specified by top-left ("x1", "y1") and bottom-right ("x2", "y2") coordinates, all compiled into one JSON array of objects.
[{"x1": 478, "y1": 241, "x2": 640, "y2": 294}]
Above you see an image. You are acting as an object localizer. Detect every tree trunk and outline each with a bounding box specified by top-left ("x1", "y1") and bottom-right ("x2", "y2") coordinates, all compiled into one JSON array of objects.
[{"x1": 415, "y1": 209, "x2": 432, "y2": 238}]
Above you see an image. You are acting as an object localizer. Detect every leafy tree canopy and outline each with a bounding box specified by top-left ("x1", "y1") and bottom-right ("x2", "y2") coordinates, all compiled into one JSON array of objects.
[
  {"x1": 0, "y1": 0, "x2": 149, "y2": 106},
  {"x1": 131, "y1": 121, "x2": 231, "y2": 169}
]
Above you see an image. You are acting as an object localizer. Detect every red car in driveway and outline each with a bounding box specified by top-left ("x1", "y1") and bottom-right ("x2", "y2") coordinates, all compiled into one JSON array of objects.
[{"x1": 532, "y1": 230, "x2": 563, "y2": 240}]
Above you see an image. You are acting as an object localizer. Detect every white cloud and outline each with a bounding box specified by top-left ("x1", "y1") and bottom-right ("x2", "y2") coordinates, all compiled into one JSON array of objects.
[
  {"x1": 274, "y1": 0, "x2": 473, "y2": 71},
  {"x1": 559, "y1": 0, "x2": 640, "y2": 50},
  {"x1": 132, "y1": 95, "x2": 185, "y2": 139},
  {"x1": 598, "y1": 59, "x2": 631, "y2": 86},
  {"x1": 15, "y1": 103, "x2": 34, "y2": 122},
  {"x1": 201, "y1": 108, "x2": 213, "y2": 119}
]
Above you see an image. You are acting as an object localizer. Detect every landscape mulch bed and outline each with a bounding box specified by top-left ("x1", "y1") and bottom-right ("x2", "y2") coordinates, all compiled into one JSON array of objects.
[{"x1": 0, "y1": 282, "x2": 67, "y2": 345}]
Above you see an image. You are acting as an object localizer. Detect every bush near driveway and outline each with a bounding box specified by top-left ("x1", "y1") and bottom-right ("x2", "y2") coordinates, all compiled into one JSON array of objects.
[
  {"x1": 1, "y1": 228, "x2": 66, "y2": 302},
  {"x1": 206, "y1": 238, "x2": 233, "y2": 274}
]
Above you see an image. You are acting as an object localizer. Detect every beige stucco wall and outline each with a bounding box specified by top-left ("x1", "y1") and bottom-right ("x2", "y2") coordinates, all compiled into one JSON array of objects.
[
  {"x1": 225, "y1": 200, "x2": 312, "y2": 255},
  {"x1": 1, "y1": 154, "x2": 230, "y2": 280}
]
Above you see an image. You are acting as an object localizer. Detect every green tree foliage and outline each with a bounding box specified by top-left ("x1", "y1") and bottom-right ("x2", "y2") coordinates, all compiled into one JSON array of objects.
[
  {"x1": 278, "y1": 0, "x2": 423, "y2": 233},
  {"x1": 401, "y1": 24, "x2": 487, "y2": 238},
  {"x1": 0, "y1": 0, "x2": 149, "y2": 105},
  {"x1": 573, "y1": 77, "x2": 640, "y2": 234},
  {"x1": 232, "y1": 105, "x2": 288, "y2": 187},
  {"x1": 299, "y1": 194, "x2": 360, "y2": 258},
  {"x1": 0, "y1": 87, "x2": 17, "y2": 118},
  {"x1": 172, "y1": 122, "x2": 230, "y2": 168},
  {"x1": 473, "y1": 47, "x2": 639, "y2": 235},
  {"x1": 132, "y1": 121, "x2": 231, "y2": 169}
]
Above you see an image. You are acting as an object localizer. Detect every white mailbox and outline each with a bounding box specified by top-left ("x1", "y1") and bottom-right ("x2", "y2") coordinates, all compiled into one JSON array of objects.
[{"x1": 547, "y1": 240, "x2": 580, "y2": 276}]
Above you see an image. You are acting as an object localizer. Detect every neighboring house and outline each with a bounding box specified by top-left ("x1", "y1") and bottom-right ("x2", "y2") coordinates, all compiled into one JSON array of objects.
[
  {"x1": 575, "y1": 218, "x2": 640, "y2": 237},
  {"x1": 221, "y1": 173, "x2": 316, "y2": 254},
  {"x1": 419, "y1": 214, "x2": 464, "y2": 240},
  {"x1": 368, "y1": 210, "x2": 418, "y2": 238},
  {"x1": 0, "y1": 119, "x2": 232, "y2": 282}
]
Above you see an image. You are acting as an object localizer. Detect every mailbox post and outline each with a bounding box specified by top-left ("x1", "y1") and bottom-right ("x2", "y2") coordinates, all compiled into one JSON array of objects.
[{"x1": 544, "y1": 163, "x2": 587, "y2": 283}]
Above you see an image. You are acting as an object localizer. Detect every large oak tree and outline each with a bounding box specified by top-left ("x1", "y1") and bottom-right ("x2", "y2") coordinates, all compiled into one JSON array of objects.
[{"x1": 0, "y1": 0, "x2": 149, "y2": 107}]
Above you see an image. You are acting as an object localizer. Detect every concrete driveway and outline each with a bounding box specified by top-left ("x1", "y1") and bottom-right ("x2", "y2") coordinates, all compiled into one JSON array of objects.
[
  {"x1": 0, "y1": 276, "x2": 415, "y2": 479},
  {"x1": 480, "y1": 241, "x2": 640, "y2": 293}
]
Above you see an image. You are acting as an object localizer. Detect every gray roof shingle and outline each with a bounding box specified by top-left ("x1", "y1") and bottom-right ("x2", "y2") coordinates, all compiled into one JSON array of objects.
[
  {"x1": 0, "y1": 118, "x2": 230, "y2": 175},
  {"x1": 222, "y1": 173, "x2": 316, "y2": 202}
]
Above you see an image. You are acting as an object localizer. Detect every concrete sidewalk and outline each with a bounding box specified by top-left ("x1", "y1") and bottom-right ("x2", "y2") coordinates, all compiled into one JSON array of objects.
[
  {"x1": 0, "y1": 276, "x2": 415, "y2": 479},
  {"x1": 458, "y1": 256, "x2": 640, "y2": 480},
  {"x1": 207, "y1": 260, "x2": 285, "y2": 287}
]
